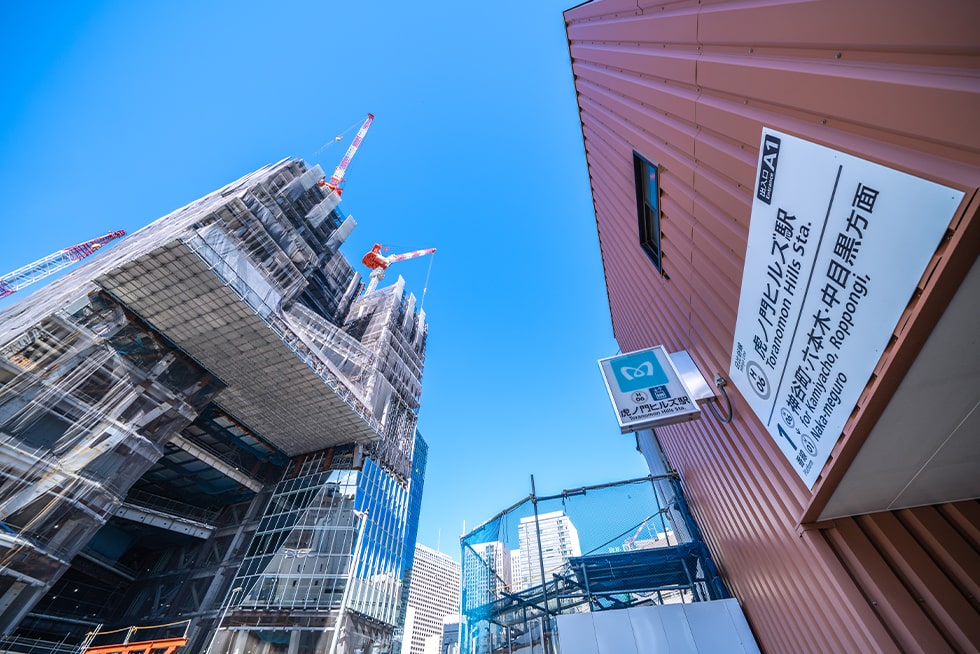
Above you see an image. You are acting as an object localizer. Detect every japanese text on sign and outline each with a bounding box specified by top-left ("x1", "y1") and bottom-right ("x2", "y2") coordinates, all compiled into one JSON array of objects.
[
  {"x1": 599, "y1": 346, "x2": 701, "y2": 433},
  {"x1": 730, "y1": 129, "x2": 963, "y2": 487}
]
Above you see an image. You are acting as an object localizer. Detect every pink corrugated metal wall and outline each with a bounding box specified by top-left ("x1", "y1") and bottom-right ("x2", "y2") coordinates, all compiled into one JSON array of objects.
[{"x1": 565, "y1": 0, "x2": 980, "y2": 651}]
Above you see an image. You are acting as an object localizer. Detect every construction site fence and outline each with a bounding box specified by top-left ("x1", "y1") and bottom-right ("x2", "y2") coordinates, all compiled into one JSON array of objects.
[{"x1": 459, "y1": 474, "x2": 728, "y2": 654}]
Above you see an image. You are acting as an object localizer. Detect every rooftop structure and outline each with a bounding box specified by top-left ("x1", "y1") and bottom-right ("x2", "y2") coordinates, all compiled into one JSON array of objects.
[{"x1": 0, "y1": 157, "x2": 430, "y2": 653}]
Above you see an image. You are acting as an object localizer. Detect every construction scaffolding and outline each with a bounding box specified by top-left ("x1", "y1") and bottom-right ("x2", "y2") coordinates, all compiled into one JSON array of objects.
[
  {"x1": 0, "y1": 294, "x2": 223, "y2": 632},
  {"x1": 0, "y1": 157, "x2": 431, "y2": 652},
  {"x1": 343, "y1": 277, "x2": 427, "y2": 482},
  {"x1": 459, "y1": 474, "x2": 728, "y2": 654}
]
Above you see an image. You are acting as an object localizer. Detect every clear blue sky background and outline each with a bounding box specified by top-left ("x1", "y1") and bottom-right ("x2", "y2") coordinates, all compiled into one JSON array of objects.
[{"x1": 0, "y1": 0, "x2": 651, "y2": 558}]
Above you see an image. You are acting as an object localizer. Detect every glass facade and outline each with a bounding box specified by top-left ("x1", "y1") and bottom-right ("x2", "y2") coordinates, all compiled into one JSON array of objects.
[
  {"x1": 347, "y1": 457, "x2": 409, "y2": 624},
  {"x1": 401, "y1": 431, "x2": 428, "y2": 586},
  {"x1": 234, "y1": 451, "x2": 360, "y2": 610},
  {"x1": 218, "y1": 437, "x2": 426, "y2": 651}
]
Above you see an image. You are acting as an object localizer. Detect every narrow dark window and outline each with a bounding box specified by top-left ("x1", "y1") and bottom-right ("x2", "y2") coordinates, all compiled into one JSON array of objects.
[{"x1": 633, "y1": 152, "x2": 664, "y2": 276}]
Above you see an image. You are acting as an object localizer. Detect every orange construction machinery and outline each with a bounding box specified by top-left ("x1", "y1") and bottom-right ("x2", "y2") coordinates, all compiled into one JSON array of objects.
[
  {"x1": 317, "y1": 112, "x2": 375, "y2": 196},
  {"x1": 79, "y1": 620, "x2": 189, "y2": 654},
  {"x1": 361, "y1": 243, "x2": 436, "y2": 293},
  {"x1": 81, "y1": 637, "x2": 187, "y2": 654}
]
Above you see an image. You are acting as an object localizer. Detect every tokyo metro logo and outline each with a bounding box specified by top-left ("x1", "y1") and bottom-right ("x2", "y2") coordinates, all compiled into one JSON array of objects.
[{"x1": 612, "y1": 351, "x2": 669, "y2": 392}]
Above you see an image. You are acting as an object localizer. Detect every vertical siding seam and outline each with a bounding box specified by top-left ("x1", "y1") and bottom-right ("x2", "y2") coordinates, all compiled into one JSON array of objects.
[
  {"x1": 830, "y1": 520, "x2": 941, "y2": 653},
  {"x1": 937, "y1": 501, "x2": 980, "y2": 550},
  {"x1": 675, "y1": 423, "x2": 834, "y2": 651},
  {"x1": 804, "y1": 527, "x2": 901, "y2": 652},
  {"x1": 821, "y1": 524, "x2": 904, "y2": 653},
  {"x1": 666, "y1": 419, "x2": 843, "y2": 653},
  {"x1": 899, "y1": 506, "x2": 980, "y2": 613},
  {"x1": 865, "y1": 511, "x2": 980, "y2": 650},
  {"x1": 851, "y1": 513, "x2": 958, "y2": 652}
]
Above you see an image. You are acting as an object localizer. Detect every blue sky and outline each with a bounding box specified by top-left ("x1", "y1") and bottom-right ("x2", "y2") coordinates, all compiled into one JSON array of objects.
[{"x1": 0, "y1": 0, "x2": 651, "y2": 557}]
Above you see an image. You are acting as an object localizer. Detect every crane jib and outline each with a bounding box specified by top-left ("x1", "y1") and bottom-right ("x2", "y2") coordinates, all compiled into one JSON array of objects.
[{"x1": 327, "y1": 113, "x2": 374, "y2": 188}]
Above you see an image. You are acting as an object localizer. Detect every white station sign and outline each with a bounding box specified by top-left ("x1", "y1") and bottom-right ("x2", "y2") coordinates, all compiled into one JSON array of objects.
[
  {"x1": 599, "y1": 346, "x2": 701, "y2": 433},
  {"x1": 730, "y1": 129, "x2": 963, "y2": 487}
]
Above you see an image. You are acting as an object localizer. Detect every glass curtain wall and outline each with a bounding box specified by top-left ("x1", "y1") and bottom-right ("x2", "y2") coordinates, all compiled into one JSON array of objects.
[
  {"x1": 224, "y1": 445, "x2": 416, "y2": 632},
  {"x1": 234, "y1": 449, "x2": 361, "y2": 610}
]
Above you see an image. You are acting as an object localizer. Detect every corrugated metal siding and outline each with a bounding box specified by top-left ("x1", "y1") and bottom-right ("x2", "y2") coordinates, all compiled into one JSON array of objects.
[
  {"x1": 822, "y1": 502, "x2": 980, "y2": 652},
  {"x1": 565, "y1": 0, "x2": 980, "y2": 651}
]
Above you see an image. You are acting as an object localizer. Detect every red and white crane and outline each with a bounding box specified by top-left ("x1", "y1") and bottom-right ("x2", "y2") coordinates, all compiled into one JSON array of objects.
[
  {"x1": 361, "y1": 243, "x2": 436, "y2": 293},
  {"x1": 0, "y1": 230, "x2": 126, "y2": 299},
  {"x1": 317, "y1": 112, "x2": 375, "y2": 196}
]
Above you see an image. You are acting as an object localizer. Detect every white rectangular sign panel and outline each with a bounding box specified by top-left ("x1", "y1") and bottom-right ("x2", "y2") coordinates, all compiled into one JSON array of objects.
[
  {"x1": 599, "y1": 346, "x2": 701, "y2": 433},
  {"x1": 730, "y1": 129, "x2": 963, "y2": 488}
]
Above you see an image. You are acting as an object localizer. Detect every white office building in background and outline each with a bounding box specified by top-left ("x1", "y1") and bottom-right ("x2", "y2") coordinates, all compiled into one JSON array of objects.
[
  {"x1": 401, "y1": 544, "x2": 461, "y2": 654},
  {"x1": 514, "y1": 511, "x2": 581, "y2": 590},
  {"x1": 462, "y1": 540, "x2": 512, "y2": 603}
]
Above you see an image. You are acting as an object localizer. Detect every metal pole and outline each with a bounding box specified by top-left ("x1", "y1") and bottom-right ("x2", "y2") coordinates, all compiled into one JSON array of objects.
[
  {"x1": 530, "y1": 476, "x2": 550, "y2": 619},
  {"x1": 77, "y1": 624, "x2": 102, "y2": 653},
  {"x1": 204, "y1": 586, "x2": 243, "y2": 654},
  {"x1": 328, "y1": 509, "x2": 368, "y2": 654},
  {"x1": 580, "y1": 562, "x2": 593, "y2": 611}
]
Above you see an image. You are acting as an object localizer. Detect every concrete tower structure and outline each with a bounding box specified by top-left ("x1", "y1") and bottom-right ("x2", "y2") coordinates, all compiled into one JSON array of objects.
[{"x1": 0, "y1": 158, "x2": 430, "y2": 654}]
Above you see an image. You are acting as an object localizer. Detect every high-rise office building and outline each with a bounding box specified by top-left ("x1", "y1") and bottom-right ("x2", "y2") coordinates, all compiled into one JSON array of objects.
[
  {"x1": 460, "y1": 541, "x2": 510, "y2": 609},
  {"x1": 0, "y1": 158, "x2": 429, "y2": 653},
  {"x1": 400, "y1": 544, "x2": 460, "y2": 654},
  {"x1": 439, "y1": 616, "x2": 464, "y2": 654},
  {"x1": 507, "y1": 547, "x2": 524, "y2": 592},
  {"x1": 513, "y1": 511, "x2": 580, "y2": 590}
]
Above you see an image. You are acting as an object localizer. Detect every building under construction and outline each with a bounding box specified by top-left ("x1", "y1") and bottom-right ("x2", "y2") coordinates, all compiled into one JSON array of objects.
[{"x1": 0, "y1": 157, "x2": 430, "y2": 653}]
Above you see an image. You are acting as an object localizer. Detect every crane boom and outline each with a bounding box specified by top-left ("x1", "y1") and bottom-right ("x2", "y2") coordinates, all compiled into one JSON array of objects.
[
  {"x1": 362, "y1": 244, "x2": 437, "y2": 271},
  {"x1": 361, "y1": 243, "x2": 436, "y2": 293},
  {"x1": 318, "y1": 112, "x2": 375, "y2": 196},
  {"x1": 386, "y1": 248, "x2": 438, "y2": 263},
  {"x1": 0, "y1": 230, "x2": 126, "y2": 299}
]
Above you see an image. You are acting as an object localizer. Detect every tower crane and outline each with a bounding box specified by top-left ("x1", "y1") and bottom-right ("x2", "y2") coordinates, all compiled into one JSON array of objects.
[
  {"x1": 317, "y1": 112, "x2": 375, "y2": 196},
  {"x1": 361, "y1": 243, "x2": 436, "y2": 293},
  {"x1": 0, "y1": 230, "x2": 126, "y2": 299}
]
